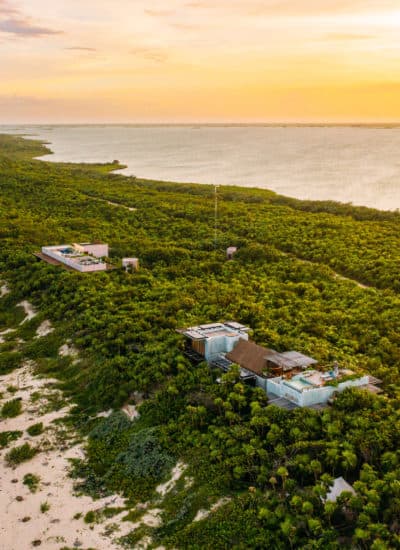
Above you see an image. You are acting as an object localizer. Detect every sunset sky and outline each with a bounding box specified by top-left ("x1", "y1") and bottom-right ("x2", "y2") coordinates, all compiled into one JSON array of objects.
[{"x1": 1, "y1": 0, "x2": 400, "y2": 122}]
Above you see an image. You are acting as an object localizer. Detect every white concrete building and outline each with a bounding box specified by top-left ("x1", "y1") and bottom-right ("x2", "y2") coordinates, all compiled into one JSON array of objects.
[
  {"x1": 41, "y1": 242, "x2": 109, "y2": 272},
  {"x1": 178, "y1": 322, "x2": 250, "y2": 361},
  {"x1": 267, "y1": 369, "x2": 370, "y2": 407}
]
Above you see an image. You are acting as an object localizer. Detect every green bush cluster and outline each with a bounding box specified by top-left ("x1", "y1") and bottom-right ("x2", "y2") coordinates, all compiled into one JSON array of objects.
[
  {"x1": 0, "y1": 430, "x2": 22, "y2": 448},
  {"x1": 5, "y1": 443, "x2": 37, "y2": 466},
  {"x1": 1, "y1": 398, "x2": 22, "y2": 418},
  {"x1": 23, "y1": 473, "x2": 40, "y2": 493},
  {"x1": 27, "y1": 422, "x2": 44, "y2": 436}
]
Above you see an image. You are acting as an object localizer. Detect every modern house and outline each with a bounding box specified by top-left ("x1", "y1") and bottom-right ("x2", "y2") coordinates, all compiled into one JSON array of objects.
[
  {"x1": 39, "y1": 242, "x2": 109, "y2": 272},
  {"x1": 226, "y1": 339, "x2": 317, "y2": 382},
  {"x1": 178, "y1": 322, "x2": 250, "y2": 362},
  {"x1": 266, "y1": 368, "x2": 371, "y2": 407},
  {"x1": 178, "y1": 320, "x2": 382, "y2": 408}
]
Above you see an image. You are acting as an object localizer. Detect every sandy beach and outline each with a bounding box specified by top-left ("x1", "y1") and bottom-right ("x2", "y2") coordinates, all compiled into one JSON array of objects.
[
  {"x1": 0, "y1": 362, "x2": 133, "y2": 549},
  {"x1": 0, "y1": 299, "x2": 177, "y2": 549}
]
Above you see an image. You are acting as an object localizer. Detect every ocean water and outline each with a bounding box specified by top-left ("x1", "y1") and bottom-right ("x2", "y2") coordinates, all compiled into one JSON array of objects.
[{"x1": 2, "y1": 124, "x2": 400, "y2": 211}]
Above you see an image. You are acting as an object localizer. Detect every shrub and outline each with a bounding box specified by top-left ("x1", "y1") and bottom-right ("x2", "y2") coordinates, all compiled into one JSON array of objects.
[
  {"x1": 0, "y1": 352, "x2": 23, "y2": 375},
  {"x1": 23, "y1": 473, "x2": 40, "y2": 493},
  {"x1": 40, "y1": 501, "x2": 50, "y2": 513},
  {"x1": 27, "y1": 422, "x2": 44, "y2": 437},
  {"x1": 5, "y1": 443, "x2": 37, "y2": 466},
  {"x1": 84, "y1": 510, "x2": 97, "y2": 524},
  {"x1": 115, "y1": 427, "x2": 174, "y2": 481},
  {"x1": 0, "y1": 430, "x2": 22, "y2": 448},
  {"x1": 1, "y1": 398, "x2": 22, "y2": 418}
]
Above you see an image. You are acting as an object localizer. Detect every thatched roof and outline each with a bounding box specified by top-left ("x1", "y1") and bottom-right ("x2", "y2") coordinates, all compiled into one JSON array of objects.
[{"x1": 226, "y1": 339, "x2": 273, "y2": 376}]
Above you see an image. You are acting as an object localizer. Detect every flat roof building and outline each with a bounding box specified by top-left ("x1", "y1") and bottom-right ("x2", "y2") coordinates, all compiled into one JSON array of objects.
[
  {"x1": 40, "y1": 242, "x2": 109, "y2": 272},
  {"x1": 178, "y1": 322, "x2": 250, "y2": 361},
  {"x1": 267, "y1": 368, "x2": 371, "y2": 407}
]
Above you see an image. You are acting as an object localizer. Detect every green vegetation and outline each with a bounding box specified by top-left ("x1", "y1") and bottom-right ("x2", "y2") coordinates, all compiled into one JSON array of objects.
[
  {"x1": 23, "y1": 473, "x2": 40, "y2": 493},
  {"x1": 83, "y1": 510, "x2": 97, "y2": 524},
  {"x1": 40, "y1": 501, "x2": 50, "y2": 513},
  {"x1": 27, "y1": 422, "x2": 44, "y2": 436},
  {"x1": 0, "y1": 430, "x2": 22, "y2": 448},
  {"x1": 1, "y1": 134, "x2": 400, "y2": 547},
  {"x1": 1, "y1": 398, "x2": 22, "y2": 418},
  {"x1": 5, "y1": 443, "x2": 37, "y2": 466},
  {"x1": 0, "y1": 352, "x2": 23, "y2": 375}
]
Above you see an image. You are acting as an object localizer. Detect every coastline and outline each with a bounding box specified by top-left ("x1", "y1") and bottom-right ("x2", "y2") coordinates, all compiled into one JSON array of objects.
[{"x1": 1, "y1": 126, "x2": 400, "y2": 212}]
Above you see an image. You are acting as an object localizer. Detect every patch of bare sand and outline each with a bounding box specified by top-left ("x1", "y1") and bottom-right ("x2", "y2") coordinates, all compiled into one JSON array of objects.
[
  {"x1": 1, "y1": 283, "x2": 10, "y2": 298},
  {"x1": 18, "y1": 301, "x2": 37, "y2": 324},
  {"x1": 121, "y1": 404, "x2": 139, "y2": 421},
  {"x1": 35, "y1": 320, "x2": 54, "y2": 338},
  {"x1": 156, "y1": 462, "x2": 186, "y2": 497},
  {"x1": 193, "y1": 497, "x2": 231, "y2": 522},
  {"x1": 59, "y1": 342, "x2": 79, "y2": 359},
  {"x1": 0, "y1": 363, "x2": 134, "y2": 550}
]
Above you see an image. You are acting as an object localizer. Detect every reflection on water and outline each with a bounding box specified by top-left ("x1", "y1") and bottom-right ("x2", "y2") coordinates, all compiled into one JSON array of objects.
[{"x1": 2, "y1": 125, "x2": 400, "y2": 211}]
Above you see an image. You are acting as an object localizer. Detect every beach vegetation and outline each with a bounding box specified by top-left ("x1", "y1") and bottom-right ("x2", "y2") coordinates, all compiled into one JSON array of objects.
[
  {"x1": 1, "y1": 398, "x2": 22, "y2": 418},
  {"x1": 5, "y1": 443, "x2": 37, "y2": 466},
  {"x1": 40, "y1": 501, "x2": 50, "y2": 513},
  {"x1": 0, "y1": 430, "x2": 22, "y2": 448},
  {"x1": 27, "y1": 422, "x2": 44, "y2": 436},
  {"x1": 23, "y1": 473, "x2": 40, "y2": 493}
]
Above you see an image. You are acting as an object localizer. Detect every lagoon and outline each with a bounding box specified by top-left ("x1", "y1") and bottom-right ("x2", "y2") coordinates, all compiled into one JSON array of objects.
[{"x1": 2, "y1": 124, "x2": 400, "y2": 211}]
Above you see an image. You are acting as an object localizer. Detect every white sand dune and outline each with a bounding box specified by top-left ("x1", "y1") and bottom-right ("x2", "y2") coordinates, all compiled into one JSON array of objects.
[{"x1": 0, "y1": 363, "x2": 131, "y2": 550}]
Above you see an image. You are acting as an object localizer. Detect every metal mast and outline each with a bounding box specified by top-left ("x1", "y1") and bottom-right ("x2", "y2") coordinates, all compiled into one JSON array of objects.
[{"x1": 214, "y1": 184, "x2": 219, "y2": 250}]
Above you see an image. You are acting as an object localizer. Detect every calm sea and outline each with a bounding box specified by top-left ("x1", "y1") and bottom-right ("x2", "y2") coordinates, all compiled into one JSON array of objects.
[{"x1": 2, "y1": 125, "x2": 400, "y2": 211}]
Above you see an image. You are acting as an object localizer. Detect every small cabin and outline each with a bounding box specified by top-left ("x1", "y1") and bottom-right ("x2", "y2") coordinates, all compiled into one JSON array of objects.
[
  {"x1": 226, "y1": 247, "x2": 238, "y2": 260},
  {"x1": 122, "y1": 258, "x2": 139, "y2": 271}
]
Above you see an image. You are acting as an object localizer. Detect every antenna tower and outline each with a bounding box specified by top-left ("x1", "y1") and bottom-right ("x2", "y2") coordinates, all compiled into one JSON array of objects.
[{"x1": 214, "y1": 184, "x2": 219, "y2": 250}]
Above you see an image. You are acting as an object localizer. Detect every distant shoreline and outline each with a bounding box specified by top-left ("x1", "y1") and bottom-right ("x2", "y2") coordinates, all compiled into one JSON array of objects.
[
  {"x1": 2, "y1": 128, "x2": 400, "y2": 213},
  {"x1": 2, "y1": 122, "x2": 400, "y2": 128}
]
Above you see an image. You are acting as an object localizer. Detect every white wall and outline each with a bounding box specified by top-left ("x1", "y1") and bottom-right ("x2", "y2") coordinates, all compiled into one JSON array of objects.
[
  {"x1": 83, "y1": 243, "x2": 109, "y2": 257},
  {"x1": 267, "y1": 375, "x2": 371, "y2": 407},
  {"x1": 204, "y1": 333, "x2": 249, "y2": 360},
  {"x1": 42, "y1": 247, "x2": 107, "y2": 272}
]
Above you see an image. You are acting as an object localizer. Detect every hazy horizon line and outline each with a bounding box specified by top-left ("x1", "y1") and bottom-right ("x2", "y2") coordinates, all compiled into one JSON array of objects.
[{"x1": 2, "y1": 122, "x2": 400, "y2": 127}]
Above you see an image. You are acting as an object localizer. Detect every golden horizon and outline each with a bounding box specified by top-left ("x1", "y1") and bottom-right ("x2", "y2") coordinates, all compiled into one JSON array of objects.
[{"x1": 1, "y1": 1, "x2": 400, "y2": 122}]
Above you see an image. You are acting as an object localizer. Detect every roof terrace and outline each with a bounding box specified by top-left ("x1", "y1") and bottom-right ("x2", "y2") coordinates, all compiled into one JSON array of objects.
[
  {"x1": 178, "y1": 322, "x2": 250, "y2": 341},
  {"x1": 283, "y1": 368, "x2": 355, "y2": 393}
]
